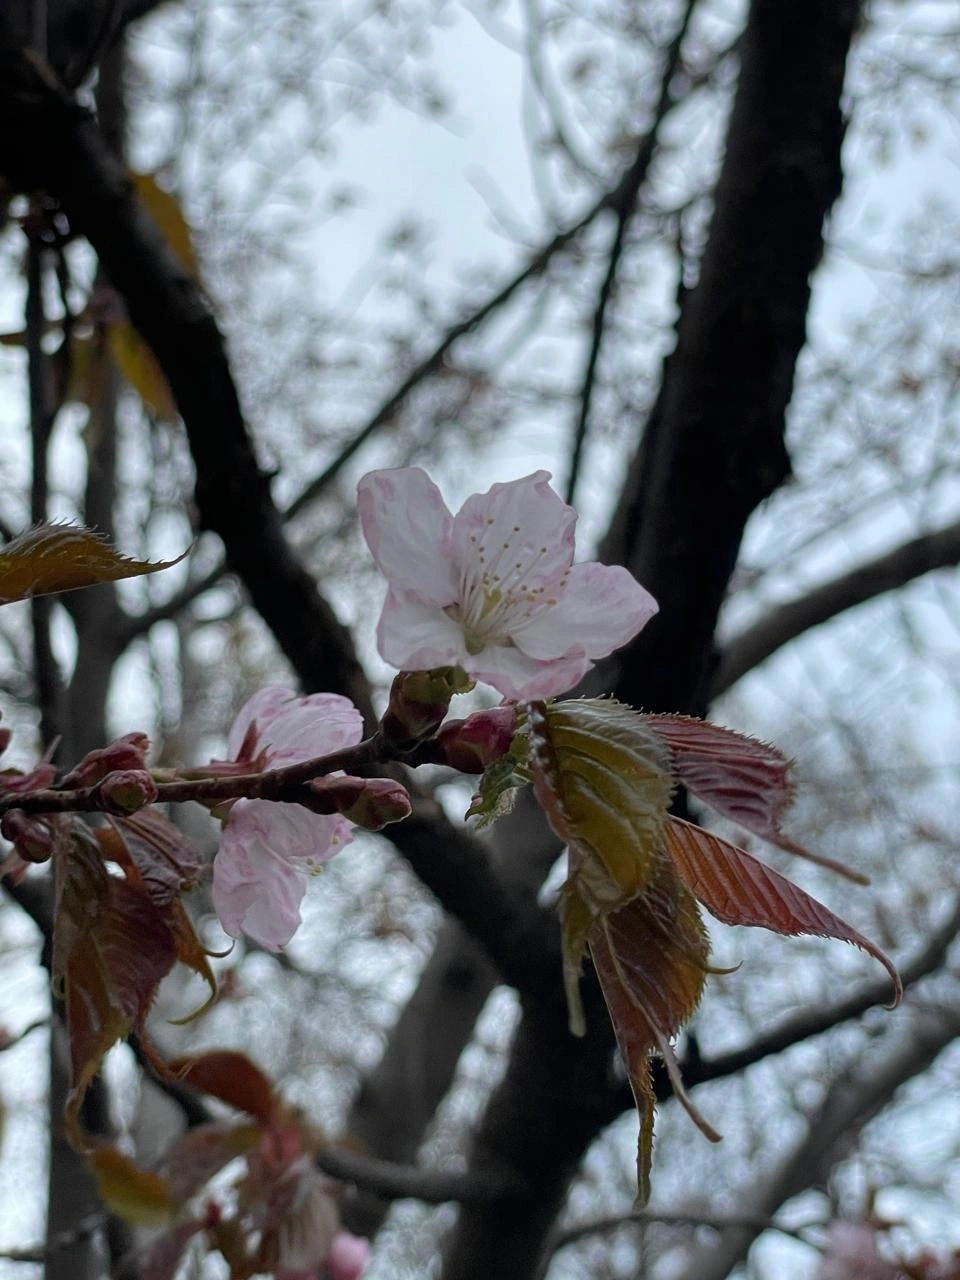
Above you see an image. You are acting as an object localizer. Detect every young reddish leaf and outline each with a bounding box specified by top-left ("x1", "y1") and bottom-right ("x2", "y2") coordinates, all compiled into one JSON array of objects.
[
  {"x1": 108, "y1": 810, "x2": 204, "y2": 904},
  {"x1": 161, "y1": 1120, "x2": 260, "y2": 1203},
  {"x1": 528, "y1": 699, "x2": 673, "y2": 1033},
  {"x1": 0, "y1": 524, "x2": 184, "y2": 605},
  {"x1": 89, "y1": 1146, "x2": 175, "y2": 1225},
  {"x1": 54, "y1": 831, "x2": 178, "y2": 1145},
  {"x1": 648, "y1": 714, "x2": 868, "y2": 883},
  {"x1": 99, "y1": 818, "x2": 218, "y2": 1016},
  {"x1": 663, "y1": 817, "x2": 901, "y2": 1003},
  {"x1": 120, "y1": 1219, "x2": 207, "y2": 1280},
  {"x1": 168, "y1": 1050, "x2": 278, "y2": 1123},
  {"x1": 589, "y1": 851, "x2": 716, "y2": 1203},
  {"x1": 167, "y1": 900, "x2": 219, "y2": 1020}
]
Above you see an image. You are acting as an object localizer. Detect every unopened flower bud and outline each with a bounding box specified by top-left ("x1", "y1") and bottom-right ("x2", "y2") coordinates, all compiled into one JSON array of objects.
[
  {"x1": 380, "y1": 668, "x2": 472, "y2": 748},
  {"x1": 62, "y1": 733, "x2": 151, "y2": 788},
  {"x1": 1, "y1": 809, "x2": 55, "y2": 862},
  {"x1": 308, "y1": 776, "x2": 411, "y2": 830},
  {"x1": 97, "y1": 769, "x2": 158, "y2": 815},
  {"x1": 435, "y1": 706, "x2": 517, "y2": 773}
]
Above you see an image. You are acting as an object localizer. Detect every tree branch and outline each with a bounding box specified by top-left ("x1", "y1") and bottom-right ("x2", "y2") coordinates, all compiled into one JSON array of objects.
[
  {"x1": 565, "y1": 0, "x2": 697, "y2": 505},
  {"x1": 672, "y1": 999, "x2": 960, "y2": 1280},
  {"x1": 712, "y1": 515, "x2": 960, "y2": 697},
  {"x1": 0, "y1": 50, "x2": 374, "y2": 724}
]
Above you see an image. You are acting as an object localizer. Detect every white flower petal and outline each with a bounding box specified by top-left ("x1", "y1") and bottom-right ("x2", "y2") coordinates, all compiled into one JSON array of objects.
[
  {"x1": 467, "y1": 645, "x2": 592, "y2": 701},
  {"x1": 358, "y1": 468, "x2": 458, "y2": 604},
  {"x1": 376, "y1": 588, "x2": 469, "y2": 670},
  {"x1": 451, "y1": 472, "x2": 576, "y2": 596},
  {"x1": 514, "y1": 563, "x2": 658, "y2": 660}
]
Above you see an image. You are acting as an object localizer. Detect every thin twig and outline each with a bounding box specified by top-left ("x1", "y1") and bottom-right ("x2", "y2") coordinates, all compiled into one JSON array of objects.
[
  {"x1": 0, "y1": 732, "x2": 392, "y2": 815},
  {"x1": 566, "y1": 0, "x2": 698, "y2": 505}
]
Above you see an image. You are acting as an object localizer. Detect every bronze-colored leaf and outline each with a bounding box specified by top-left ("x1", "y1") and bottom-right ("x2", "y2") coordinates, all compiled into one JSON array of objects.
[
  {"x1": 168, "y1": 1050, "x2": 278, "y2": 1123},
  {"x1": 161, "y1": 1120, "x2": 260, "y2": 1204},
  {"x1": 663, "y1": 817, "x2": 901, "y2": 1003},
  {"x1": 648, "y1": 714, "x2": 868, "y2": 883},
  {"x1": 589, "y1": 850, "x2": 716, "y2": 1203},
  {"x1": 0, "y1": 523, "x2": 184, "y2": 605},
  {"x1": 89, "y1": 1147, "x2": 175, "y2": 1226},
  {"x1": 54, "y1": 831, "x2": 178, "y2": 1145}
]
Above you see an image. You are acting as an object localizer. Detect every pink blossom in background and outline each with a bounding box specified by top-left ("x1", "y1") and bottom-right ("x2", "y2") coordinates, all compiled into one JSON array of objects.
[
  {"x1": 326, "y1": 1232, "x2": 370, "y2": 1280},
  {"x1": 357, "y1": 468, "x2": 657, "y2": 700},
  {"x1": 212, "y1": 688, "x2": 364, "y2": 951}
]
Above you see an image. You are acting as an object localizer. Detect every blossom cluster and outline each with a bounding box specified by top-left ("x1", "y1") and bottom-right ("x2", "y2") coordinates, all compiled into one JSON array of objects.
[{"x1": 211, "y1": 468, "x2": 655, "y2": 952}]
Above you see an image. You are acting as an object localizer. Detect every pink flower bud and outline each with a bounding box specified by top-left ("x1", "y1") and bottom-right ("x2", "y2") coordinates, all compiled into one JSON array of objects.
[
  {"x1": 435, "y1": 706, "x2": 517, "y2": 773},
  {"x1": 97, "y1": 769, "x2": 158, "y2": 815},
  {"x1": 1, "y1": 809, "x2": 55, "y2": 862},
  {"x1": 380, "y1": 668, "x2": 472, "y2": 747},
  {"x1": 308, "y1": 776, "x2": 411, "y2": 830},
  {"x1": 326, "y1": 1232, "x2": 370, "y2": 1280},
  {"x1": 61, "y1": 733, "x2": 150, "y2": 787}
]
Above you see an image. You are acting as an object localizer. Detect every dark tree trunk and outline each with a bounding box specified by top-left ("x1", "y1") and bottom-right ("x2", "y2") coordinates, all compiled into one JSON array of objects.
[{"x1": 442, "y1": 2, "x2": 860, "y2": 1276}]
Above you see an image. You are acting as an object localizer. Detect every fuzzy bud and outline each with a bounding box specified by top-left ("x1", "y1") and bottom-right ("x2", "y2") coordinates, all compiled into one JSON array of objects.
[
  {"x1": 434, "y1": 706, "x2": 517, "y2": 773},
  {"x1": 380, "y1": 668, "x2": 472, "y2": 748},
  {"x1": 308, "y1": 776, "x2": 411, "y2": 830},
  {"x1": 1, "y1": 809, "x2": 55, "y2": 862},
  {"x1": 97, "y1": 769, "x2": 159, "y2": 815},
  {"x1": 61, "y1": 733, "x2": 151, "y2": 788}
]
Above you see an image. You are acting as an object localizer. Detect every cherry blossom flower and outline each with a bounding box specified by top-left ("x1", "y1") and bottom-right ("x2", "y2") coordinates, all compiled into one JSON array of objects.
[
  {"x1": 358, "y1": 468, "x2": 657, "y2": 700},
  {"x1": 212, "y1": 687, "x2": 364, "y2": 950}
]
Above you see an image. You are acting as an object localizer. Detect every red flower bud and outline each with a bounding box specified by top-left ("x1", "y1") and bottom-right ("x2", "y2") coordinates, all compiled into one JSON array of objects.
[
  {"x1": 308, "y1": 776, "x2": 411, "y2": 830},
  {"x1": 61, "y1": 733, "x2": 151, "y2": 787},
  {"x1": 1, "y1": 809, "x2": 55, "y2": 862},
  {"x1": 97, "y1": 769, "x2": 158, "y2": 815},
  {"x1": 435, "y1": 706, "x2": 517, "y2": 773},
  {"x1": 380, "y1": 668, "x2": 472, "y2": 748}
]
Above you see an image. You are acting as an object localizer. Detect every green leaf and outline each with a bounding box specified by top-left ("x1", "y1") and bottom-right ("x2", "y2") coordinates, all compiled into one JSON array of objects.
[
  {"x1": 0, "y1": 524, "x2": 184, "y2": 605},
  {"x1": 528, "y1": 698, "x2": 674, "y2": 1033},
  {"x1": 465, "y1": 724, "x2": 531, "y2": 827}
]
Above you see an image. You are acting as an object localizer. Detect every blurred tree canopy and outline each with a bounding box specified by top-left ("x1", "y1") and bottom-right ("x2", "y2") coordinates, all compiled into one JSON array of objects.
[{"x1": 1, "y1": 0, "x2": 960, "y2": 1277}]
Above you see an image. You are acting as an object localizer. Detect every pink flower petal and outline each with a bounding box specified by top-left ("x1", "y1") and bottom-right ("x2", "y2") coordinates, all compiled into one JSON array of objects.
[
  {"x1": 467, "y1": 645, "x2": 592, "y2": 701},
  {"x1": 327, "y1": 1232, "x2": 370, "y2": 1280},
  {"x1": 358, "y1": 469, "x2": 458, "y2": 605},
  {"x1": 514, "y1": 563, "x2": 658, "y2": 660},
  {"x1": 451, "y1": 471, "x2": 576, "y2": 594},
  {"x1": 376, "y1": 589, "x2": 469, "y2": 670},
  {"x1": 259, "y1": 695, "x2": 364, "y2": 766},
  {"x1": 212, "y1": 800, "x2": 353, "y2": 949},
  {"x1": 227, "y1": 686, "x2": 295, "y2": 758}
]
